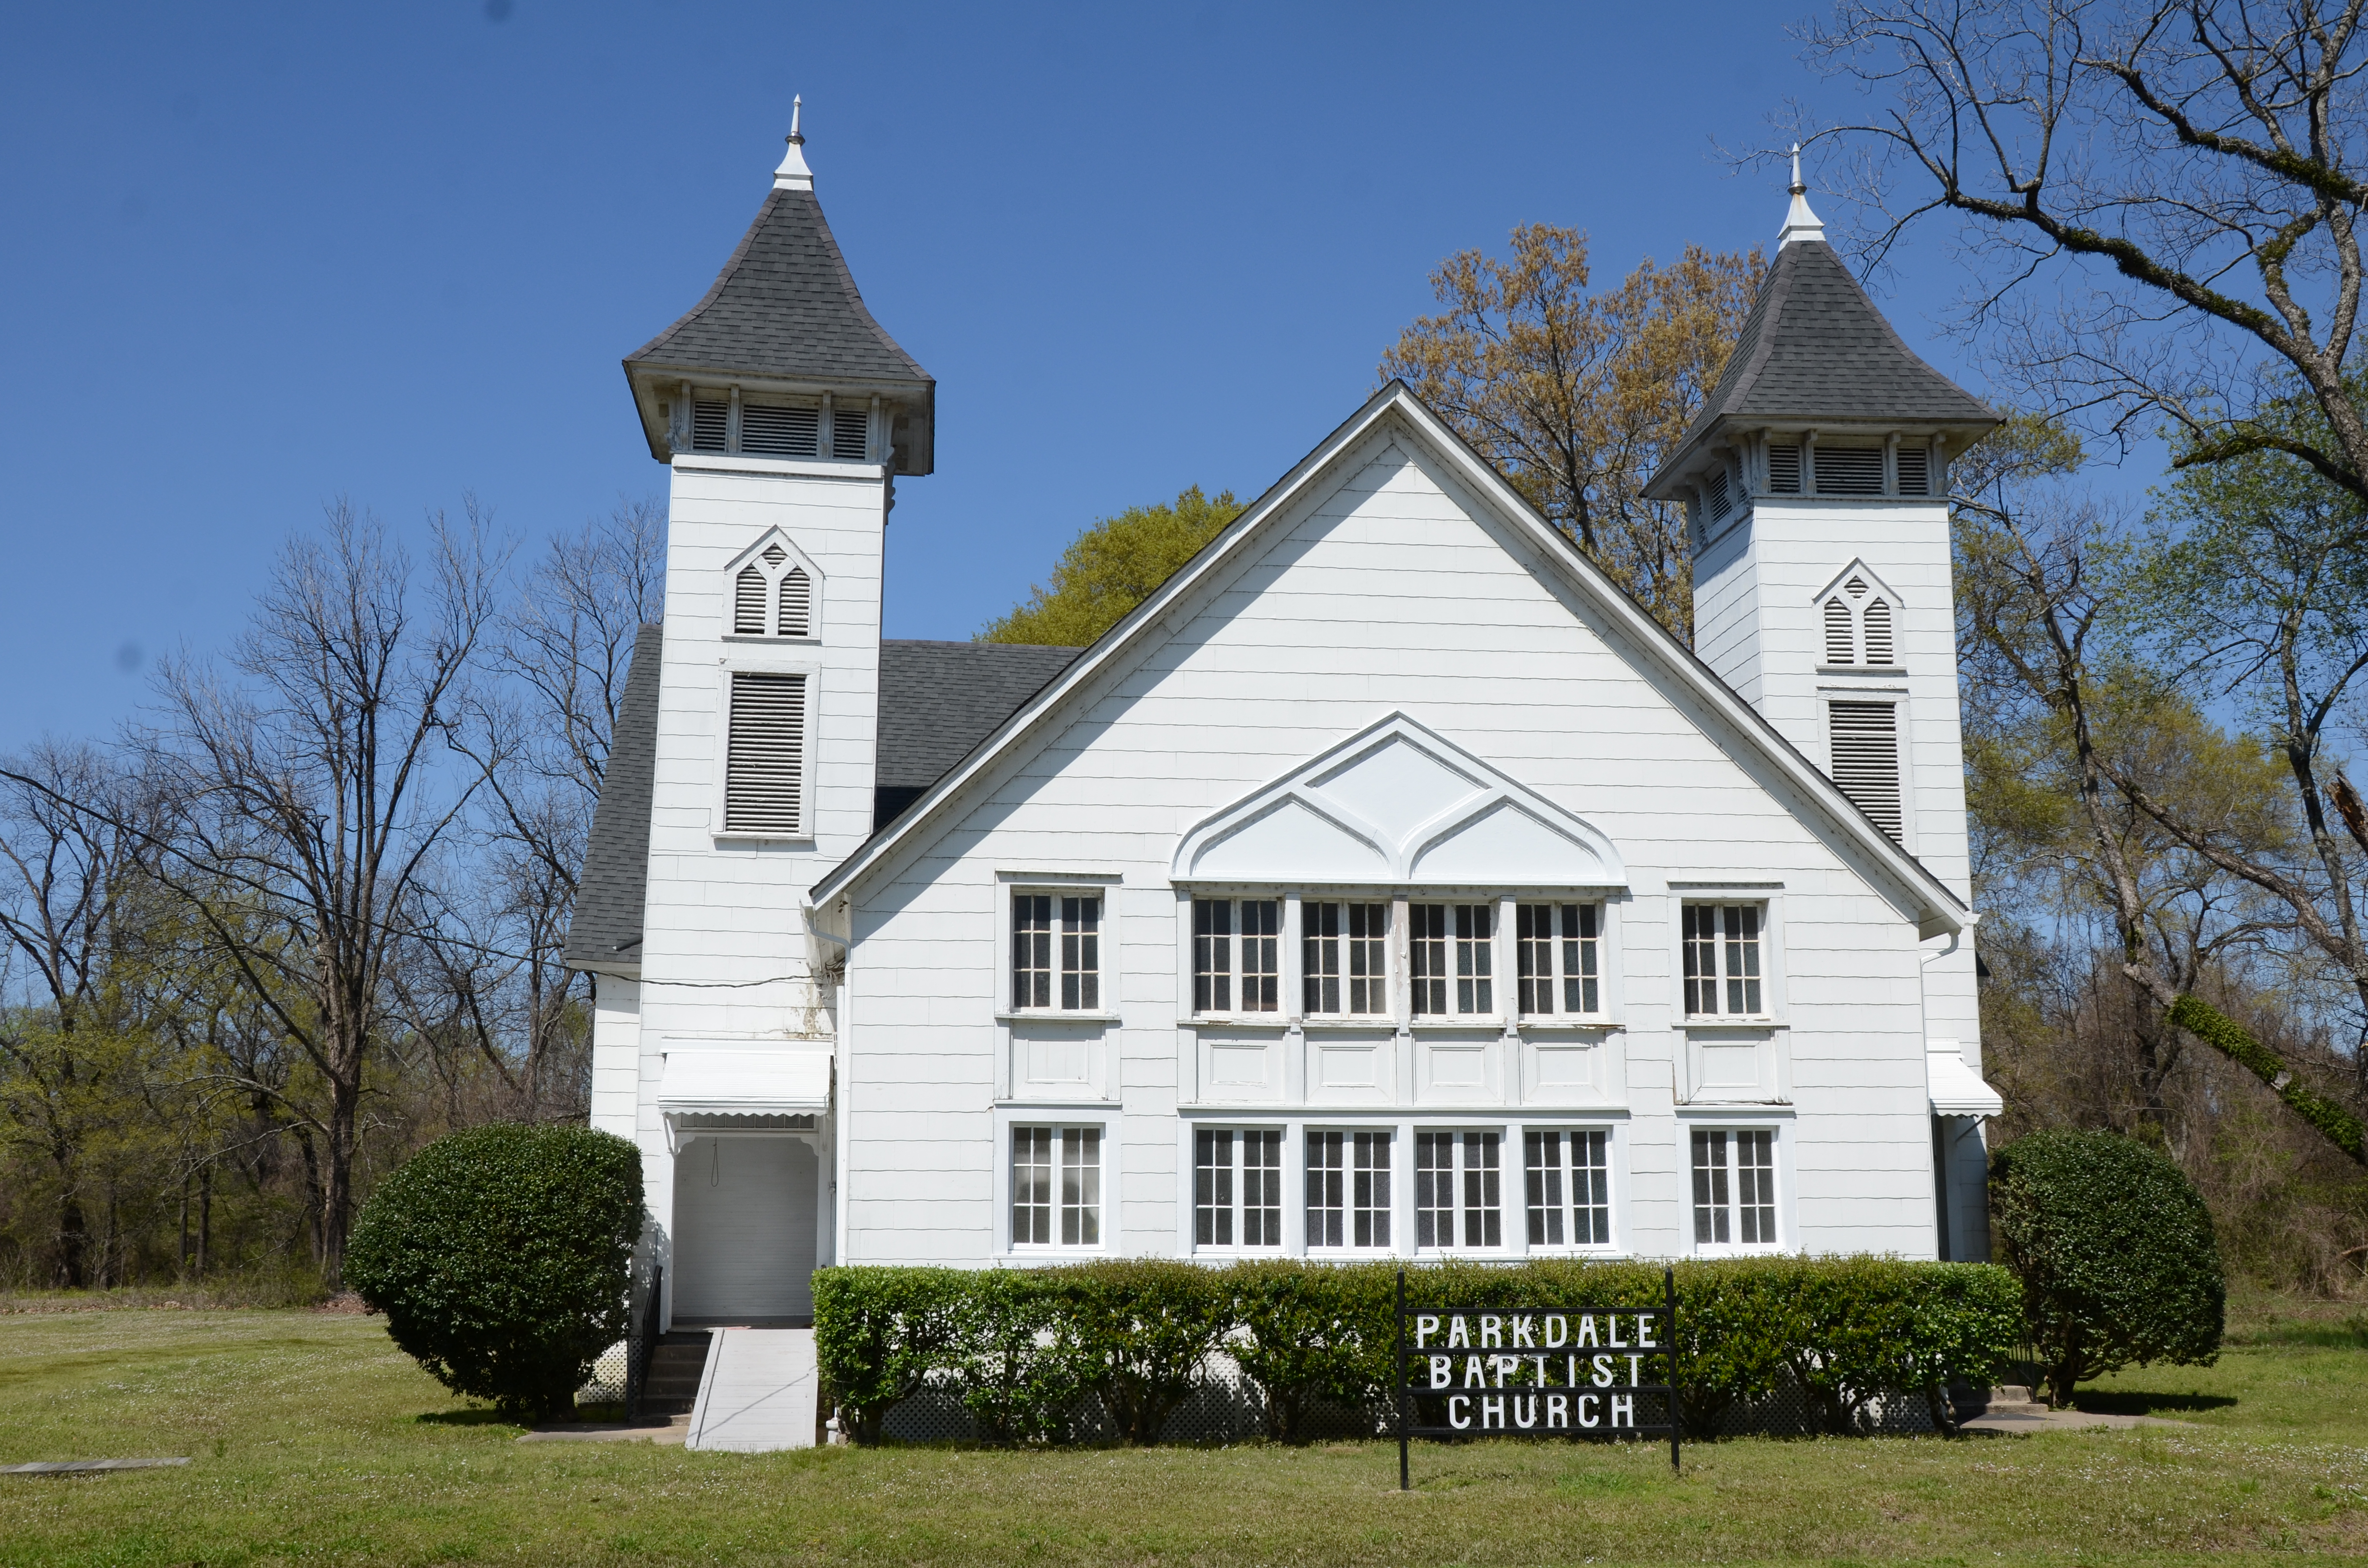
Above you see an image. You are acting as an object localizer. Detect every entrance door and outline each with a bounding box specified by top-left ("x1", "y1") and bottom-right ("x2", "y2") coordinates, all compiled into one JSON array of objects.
[{"x1": 672, "y1": 1136, "x2": 818, "y2": 1323}]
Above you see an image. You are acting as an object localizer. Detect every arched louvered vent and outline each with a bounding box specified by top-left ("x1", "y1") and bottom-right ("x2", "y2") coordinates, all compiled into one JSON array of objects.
[
  {"x1": 1896, "y1": 446, "x2": 1930, "y2": 496},
  {"x1": 741, "y1": 404, "x2": 820, "y2": 458},
  {"x1": 1825, "y1": 599, "x2": 1855, "y2": 664},
  {"x1": 692, "y1": 401, "x2": 729, "y2": 453},
  {"x1": 733, "y1": 566, "x2": 767, "y2": 634},
  {"x1": 724, "y1": 671, "x2": 807, "y2": 835},
  {"x1": 832, "y1": 405, "x2": 870, "y2": 461},
  {"x1": 778, "y1": 567, "x2": 811, "y2": 637},
  {"x1": 1828, "y1": 700, "x2": 1903, "y2": 843},
  {"x1": 1862, "y1": 598, "x2": 1894, "y2": 664},
  {"x1": 1817, "y1": 446, "x2": 1884, "y2": 495},
  {"x1": 1767, "y1": 443, "x2": 1802, "y2": 493}
]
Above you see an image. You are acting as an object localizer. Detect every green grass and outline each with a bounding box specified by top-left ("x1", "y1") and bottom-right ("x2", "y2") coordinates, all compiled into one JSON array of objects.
[{"x1": 3, "y1": 1306, "x2": 2366, "y2": 1566}]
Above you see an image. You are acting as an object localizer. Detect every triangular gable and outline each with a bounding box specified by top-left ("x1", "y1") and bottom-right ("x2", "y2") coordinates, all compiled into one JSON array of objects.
[
  {"x1": 1174, "y1": 714, "x2": 1625, "y2": 889},
  {"x1": 1810, "y1": 558, "x2": 1902, "y2": 609},
  {"x1": 810, "y1": 382, "x2": 1966, "y2": 935}
]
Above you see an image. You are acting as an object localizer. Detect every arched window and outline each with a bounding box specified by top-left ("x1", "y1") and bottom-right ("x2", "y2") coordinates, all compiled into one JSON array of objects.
[{"x1": 727, "y1": 539, "x2": 818, "y2": 638}]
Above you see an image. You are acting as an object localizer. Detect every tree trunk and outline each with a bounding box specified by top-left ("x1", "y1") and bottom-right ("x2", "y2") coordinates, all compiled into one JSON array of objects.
[{"x1": 322, "y1": 1077, "x2": 360, "y2": 1290}]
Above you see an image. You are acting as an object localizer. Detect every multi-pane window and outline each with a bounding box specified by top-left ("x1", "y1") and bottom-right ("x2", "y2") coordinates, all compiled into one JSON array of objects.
[
  {"x1": 1192, "y1": 898, "x2": 1280, "y2": 1014},
  {"x1": 1682, "y1": 904, "x2": 1764, "y2": 1017},
  {"x1": 1525, "y1": 1129, "x2": 1612, "y2": 1247},
  {"x1": 1306, "y1": 1130, "x2": 1392, "y2": 1249},
  {"x1": 1411, "y1": 903, "x2": 1494, "y2": 1016},
  {"x1": 1516, "y1": 903, "x2": 1600, "y2": 1016},
  {"x1": 1414, "y1": 1130, "x2": 1503, "y2": 1250},
  {"x1": 1691, "y1": 1128, "x2": 1777, "y2": 1247},
  {"x1": 1194, "y1": 1128, "x2": 1284, "y2": 1249},
  {"x1": 1012, "y1": 1126, "x2": 1101, "y2": 1247},
  {"x1": 1013, "y1": 893, "x2": 1100, "y2": 1011},
  {"x1": 1303, "y1": 901, "x2": 1388, "y2": 1015}
]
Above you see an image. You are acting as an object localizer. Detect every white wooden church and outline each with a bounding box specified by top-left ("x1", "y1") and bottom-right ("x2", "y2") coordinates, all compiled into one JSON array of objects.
[{"x1": 564, "y1": 124, "x2": 2005, "y2": 1339}]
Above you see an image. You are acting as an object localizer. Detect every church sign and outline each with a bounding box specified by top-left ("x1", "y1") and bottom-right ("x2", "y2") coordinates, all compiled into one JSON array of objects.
[{"x1": 1394, "y1": 1270, "x2": 1681, "y2": 1487}]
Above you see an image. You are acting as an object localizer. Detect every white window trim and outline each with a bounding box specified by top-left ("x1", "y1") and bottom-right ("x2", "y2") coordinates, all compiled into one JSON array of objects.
[
  {"x1": 1182, "y1": 892, "x2": 1290, "y2": 1024},
  {"x1": 994, "y1": 1105, "x2": 1114, "y2": 1261},
  {"x1": 719, "y1": 527, "x2": 825, "y2": 643},
  {"x1": 1405, "y1": 896, "x2": 1505, "y2": 1027},
  {"x1": 1178, "y1": 1121, "x2": 1293, "y2": 1257},
  {"x1": 1677, "y1": 1110, "x2": 1797, "y2": 1257},
  {"x1": 1411, "y1": 1124, "x2": 1516, "y2": 1256},
  {"x1": 1514, "y1": 1120, "x2": 1628, "y2": 1258},
  {"x1": 1669, "y1": 888, "x2": 1786, "y2": 1026},
  {"x1": 1004, "y1": 882, "x2": 1114, "y2": 1017},
  {"x1": 1292, "y1": 892, "x2": 1398, "y2": 1025},
  {"x1": 1300, "y1": 1120, "x2": 1403, "y2": 1259},
  {"x1": 1809, "y1": 560, "x2": 1906, "y2": 674},
  {"x1": 1510, "y1": 897, "x2": 1614, "y2": 1024},
  {"x1": 711, "y1": 656, "x2": 820, "y2": 845}
]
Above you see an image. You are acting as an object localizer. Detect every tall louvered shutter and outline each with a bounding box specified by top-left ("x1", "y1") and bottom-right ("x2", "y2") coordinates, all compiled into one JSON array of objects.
[
  {"x1": 1862, "y1": 598, "x2": 1894, "y2": 664},
  {"x1": 725, "y1": 671, "x2": 806, "y2": 834},
  {"x1": 692, "y1": 401, "x2": 730, "y2": 453},
  {"x1": 1829, "y1": 700, "x2": 1903, "y2": 842},
  {"x1": 1895, "y1": 445, "x2": 1929, "y2": 496},
  {"x1": 778, "y1": 567, "x2": 811, "y2": 636},
  {"x1": 1825, "y1": 599, "x2": 1855, "y2": 664},
  {"x1": 1767, "y1": 444, "x2": 1801, "y2": 493},
  {"x1": 740, "y1": 404, "x2": 820, "y2": 457},
  {"x1": 1816, "y1": 446, "x2": 1884, "y2": 494},
  {"x1": 733, "y1": 567, "x2": 767, "y2": 634},
  {"x1": 1706, "y1": 467, "x2": 1732, "y2": 519},
  {"x1": 832, "y1": 405, "x2": 870, "y2": 461}
]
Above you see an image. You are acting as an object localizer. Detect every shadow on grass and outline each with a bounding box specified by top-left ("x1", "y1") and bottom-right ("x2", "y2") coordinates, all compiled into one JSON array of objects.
[
  {"x1": 416, "y1": 1409, "x2": 520, "y2": 1428},
  {"x1": 2072, "y1": 1389, "x2": 2238, "y2": 1417}
]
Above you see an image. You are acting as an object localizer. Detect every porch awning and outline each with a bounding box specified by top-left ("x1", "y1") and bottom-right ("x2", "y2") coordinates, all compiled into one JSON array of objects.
[
  {"x1": 658, "y1": 1044, "x2": 833, "y2": 1116},
  {"x1": 1926, "y1": 1041, "x2": 2004, "y2": 1117}
]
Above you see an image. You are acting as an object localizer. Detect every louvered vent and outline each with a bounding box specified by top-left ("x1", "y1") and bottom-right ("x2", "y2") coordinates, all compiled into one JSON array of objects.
[
  {"x1": 1896, "y1": 445, "x2": 1930, "y2": 496},
  {"x1": 733, "y1": 566, "x2": 768, "y2": 635},
  {"x1": 1825, "y1": 599, "x2": 1855, "y2": 664},
  {"x1": 725, "y1": 671, "x2": 806, "y2": 835},
  {"x1": 832, "y1": 405, "x2": 870, "y2": 461},
  {"x1": 692, "y1": 401, "x2": 729, "y2": 453},
  {"x1": 1767, "y1": 443, "x2": 1801, "y2": 493},
  {"x1": 1829, "y1": 700, "x2": 1903, "y2": 842},
  {"x1": 740, "y1": 403, "x2": 820, "y2": 457},
  {"x1": 778, "y1": 567, "x2": 811, "y2": 637},
  {"x1": 761, "y1": 544, "x2": 786, "y2": 567},
  {"x1": 1863, "y1": 598, "x2": 1894, "y2": 664},
  {"x1": 1706, "y1": 467, "x2": 1732, "y2": 520},
  {"x1": 1816, "y1": 446, "x2": 1884, "y2": 494}
]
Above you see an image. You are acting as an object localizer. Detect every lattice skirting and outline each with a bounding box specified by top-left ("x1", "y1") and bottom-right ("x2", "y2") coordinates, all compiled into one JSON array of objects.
[{"x1": 578, "y1": 1339, "x2": 631, "y2": 1406}]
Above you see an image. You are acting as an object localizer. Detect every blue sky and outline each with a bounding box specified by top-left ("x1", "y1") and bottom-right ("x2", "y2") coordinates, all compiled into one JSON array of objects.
[{"x1": 0, "y1": 1, "x2": 1998, "y2": 753}]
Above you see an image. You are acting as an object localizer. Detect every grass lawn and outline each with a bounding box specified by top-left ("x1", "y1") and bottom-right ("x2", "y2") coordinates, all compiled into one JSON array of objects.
[{"x1": 2, "y1": 1301, "x2": 2366, "y2": 1566}]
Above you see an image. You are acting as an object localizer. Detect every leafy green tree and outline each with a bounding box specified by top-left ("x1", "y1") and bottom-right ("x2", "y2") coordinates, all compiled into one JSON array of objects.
[{"x1": 980, "y1": 487, "x2": 1243, "y2": 648}]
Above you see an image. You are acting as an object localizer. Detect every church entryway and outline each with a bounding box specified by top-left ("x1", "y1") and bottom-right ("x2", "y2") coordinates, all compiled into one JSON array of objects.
[{"x1": 671, "y1": 1136, "x2": 818, "y2": 1325}]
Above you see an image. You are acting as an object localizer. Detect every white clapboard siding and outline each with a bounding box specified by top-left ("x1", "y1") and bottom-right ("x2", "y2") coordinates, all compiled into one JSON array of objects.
[
  {"x1": 734, "y1": 566, "x2": 768, "y2": 635},
  {"x1": 778, "y1": 568, "x2": 811, "y2": 637},
  {"x1": 1827, "y1": 699, "x2": 1903, "y2": 841},
  {"x1": 725, "y1": 671, "x2": 806, "y2": 833}
]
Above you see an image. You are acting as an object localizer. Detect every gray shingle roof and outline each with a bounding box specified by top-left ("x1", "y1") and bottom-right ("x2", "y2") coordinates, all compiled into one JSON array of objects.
[
  {"x1": 627, "y1": 186, "x2": 933, "y2": 391},
  {"x1": 1650, "y1": 240, "x2": 1994, "y2": 493},
  {"x1": 561, "y1": 623, "x2": 663, "y2": 975},
  {"x1": 560, "y1": 633, "x2": 1084, "y2": 970}
]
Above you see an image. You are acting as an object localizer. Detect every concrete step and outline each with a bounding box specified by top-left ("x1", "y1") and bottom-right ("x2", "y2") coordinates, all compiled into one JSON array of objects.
[{"x1": 638, "y1": 1332, "x2": 712, "y2": 1415}]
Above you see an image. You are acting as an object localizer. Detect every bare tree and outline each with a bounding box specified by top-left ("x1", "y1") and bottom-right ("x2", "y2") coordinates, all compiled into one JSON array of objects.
[{"x1": 131, "y1": 502, "x2": 504, "y2": 1284}]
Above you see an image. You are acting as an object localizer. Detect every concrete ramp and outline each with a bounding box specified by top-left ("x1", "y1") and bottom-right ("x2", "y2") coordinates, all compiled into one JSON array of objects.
[{"x1": 684, "y1": 1327, "x2": 817, "y2": 1452}]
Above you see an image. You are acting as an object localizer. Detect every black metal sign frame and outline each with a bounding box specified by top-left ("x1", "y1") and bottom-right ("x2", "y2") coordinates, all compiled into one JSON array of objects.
[{"x1": 1394, "y1": 1267, "x2": 1680, "y2": 1488}]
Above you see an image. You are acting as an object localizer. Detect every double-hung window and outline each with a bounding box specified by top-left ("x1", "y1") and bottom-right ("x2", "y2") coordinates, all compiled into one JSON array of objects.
[
  {"x1": 1012, "y1": 1126, "x2": 1101, "y2": 1247},
  {"x1": 1414, "y1": 1130, "x2": 1503, "y2": 1249},
  {"x1": 1013, "y1": 893, "x2": 1100, "y2": 1011},
  {"x1": 1690, "y1": 1128, "x2": 1778, "y2": 1248},
  {"x1": 1303, "y1": 901, "x2": 1388, "y2": 1015},
  {"x1": 1410, "y1": 903, "x2": 1494, "y2": 1017},
  {"x1": 1306, "y1": 1130, "x2": 1391, "y2": 1248},
  {"x1": 1681, "y1": 904, "x2": 1764, "y2": 1017},
  {"x1": 1192, "y1": 897, "x2": 1279, "y2": 1015},
  {"x1": 1525, "y1": 1129, "x2": 1612, "y2": 1247},
  {"x1": 1516, "y1": 902, "x2": 1601, "y2": 1017},
  {"x1": 1193, "y1": 1128, "x2": 1284, "y2": 1249}
]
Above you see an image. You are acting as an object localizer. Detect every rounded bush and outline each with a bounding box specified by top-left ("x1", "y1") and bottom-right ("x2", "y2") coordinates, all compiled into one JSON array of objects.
[
  {"x1": 1990, "y1": 1129, "x2": 2223, "y2": 1406},
  {"x1": 346, "y1": 1124, "x2": 643, "y2": 1419}
]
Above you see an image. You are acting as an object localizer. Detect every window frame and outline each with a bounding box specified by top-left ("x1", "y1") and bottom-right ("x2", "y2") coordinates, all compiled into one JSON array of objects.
[
  {"x1": 1303, "y1": 1126, "x2": 1397, "y2": 1254},
  {"x1": 1408, "y1": 900, "x2": 1498, "y2": 1022},
  {"x1": 1412, "y1": 1127, "x2": 1509, "y2": 1254},
  {"x1": 710, "y1": 658, "x2": 820, "y2": 845},
  {"x1": 1678, "y1": 900, "x2": 1772, "y2": 1021},
  {"x1": 1188, "y1": 1125, "x2": 1289, "y2": 1254},
  {"x1": 1514, "y1": 901, "x2": 1605, "y2": 1020},
  {"x1": 1001, "y1": 1118, "x2": 1110, "y2": 1257},
  {"x1": 1300, "y1": 897, "x2": 1393, "y2": 1020},
  {"x1": 1682, "y1": 1120, "x2": 1790, "y2": 1256},
  {"x1": 719, "y1": 531, "x2": 824, "y2": 644},
  {"x1": 1520, "y1": 1125, "x2": 1620, "y2": 1253},
  {"x1": 1008, "y1": 888, "x2": 1107, "y2": 1016},
  {"x1": 1189, "y1": 895, "x2": 1284, "y2": 1020}
]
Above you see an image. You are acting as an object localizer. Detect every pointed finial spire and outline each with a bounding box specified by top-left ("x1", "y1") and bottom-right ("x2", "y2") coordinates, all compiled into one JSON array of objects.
[
  {"x1": 774, "y1": 95, "x2": 814, "y2": 192},
  {"x1": 1777, "y1": 141, "x2": 1826, "y2": 248}
]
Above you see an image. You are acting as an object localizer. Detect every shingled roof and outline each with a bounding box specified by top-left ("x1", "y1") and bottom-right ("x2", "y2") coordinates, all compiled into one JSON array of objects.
[
  {"x1": 560, "y1": 634, "x2": 1083, "y2": 972},
  {"x1": 561, "y1": 623, "x2": 663, "y2": 977},
  {"x1": 1648, "y1": 239, "x2": 1995, "y2": 496}
]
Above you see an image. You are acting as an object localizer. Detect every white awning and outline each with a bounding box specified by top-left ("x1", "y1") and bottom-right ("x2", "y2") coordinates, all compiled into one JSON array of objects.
[
  {"x1": 1927, "y1": 1041, "x2": 2004, "y2": 1117},
  {"x1": 659, "y1": 1045, "x2": 833, "y2": 1117}
]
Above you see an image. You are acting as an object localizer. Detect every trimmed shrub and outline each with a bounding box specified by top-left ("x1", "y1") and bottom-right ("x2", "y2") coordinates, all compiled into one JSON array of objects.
[
  {"x1": 813, "y1": 1255, "x2": 2019, "y2": 1444},
  {"x1": 345, "y1": 1124, "x2": 643, "y2": 1420},
  {"x1": 1991, "y1": 1129, "x2": 2225, "y2": 1407}
]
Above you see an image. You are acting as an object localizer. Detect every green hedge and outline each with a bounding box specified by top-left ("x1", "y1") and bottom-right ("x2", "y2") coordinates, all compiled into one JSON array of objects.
[{"x1": 814, "y1": 1256, "x2": 2020, "y2": 1444}]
